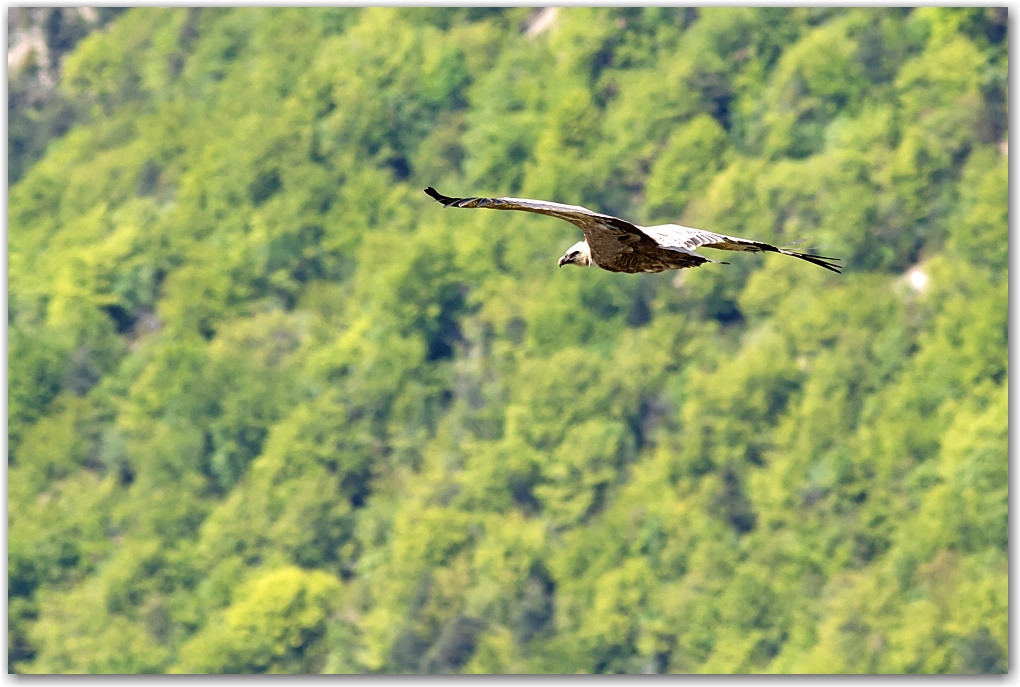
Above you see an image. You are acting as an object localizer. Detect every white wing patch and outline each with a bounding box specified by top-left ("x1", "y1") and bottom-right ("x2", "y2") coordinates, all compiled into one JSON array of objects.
[{"x1": 643, "y1": 224, "x2": 758, "y2": 252}]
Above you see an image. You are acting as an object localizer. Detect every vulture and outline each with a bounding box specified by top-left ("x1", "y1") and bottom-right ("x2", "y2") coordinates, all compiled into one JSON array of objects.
[{"x1": 424, "y1": 187, "x2": 841, "y2": 275}]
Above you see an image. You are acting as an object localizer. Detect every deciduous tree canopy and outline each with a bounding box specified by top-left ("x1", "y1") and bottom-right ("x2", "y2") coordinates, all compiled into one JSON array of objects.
[{"x1": 8, "y1": 7, "x2": 1007, "y2": 674}]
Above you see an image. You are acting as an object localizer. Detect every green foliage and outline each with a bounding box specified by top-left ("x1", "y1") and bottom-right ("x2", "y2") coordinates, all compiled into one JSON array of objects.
[
  {"x1": 8, "y1": 7, "x2": 1006, "y2": 675},
  {"x1": 7, "y1": 8, "x2": 128, "y2": 185},
  {"x1": 645, "y1": 114, "x2": 729, "y2": 222},
  {"x1": 173, "y1": 566, "x2": 342, "y2": 673}
]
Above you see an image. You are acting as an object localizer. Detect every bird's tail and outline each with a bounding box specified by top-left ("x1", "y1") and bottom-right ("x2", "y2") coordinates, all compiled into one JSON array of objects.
[{"x1": 778, "y1": 249, "x2": 843, "y2": 274}]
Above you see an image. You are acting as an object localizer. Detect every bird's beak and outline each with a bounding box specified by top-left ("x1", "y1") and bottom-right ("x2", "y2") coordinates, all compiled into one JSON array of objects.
[{"x1": 557, "y1": 255, "x2": 568, "y2": 268}]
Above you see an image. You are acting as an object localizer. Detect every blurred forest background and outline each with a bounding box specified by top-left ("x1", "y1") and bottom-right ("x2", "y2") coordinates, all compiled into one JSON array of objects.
[{"x1": 7, "y1": 7, "x2": 1008, "y2": 674}]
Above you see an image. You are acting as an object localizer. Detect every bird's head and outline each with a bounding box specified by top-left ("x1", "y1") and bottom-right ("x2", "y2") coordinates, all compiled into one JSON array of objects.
[{"x1": 558, "y1": 241, "x2": 592, "y2": 268}]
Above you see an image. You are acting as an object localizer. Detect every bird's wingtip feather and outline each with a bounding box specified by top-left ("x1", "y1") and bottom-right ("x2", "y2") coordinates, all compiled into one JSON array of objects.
[{"x1": 424, "y1": 187, "x2": 454, "y2": 207}]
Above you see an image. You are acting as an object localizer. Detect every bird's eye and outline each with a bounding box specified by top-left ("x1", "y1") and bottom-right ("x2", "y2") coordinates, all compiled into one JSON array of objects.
[{"x1": 570, "y1": 251, "x2": 579, "y2": 258}]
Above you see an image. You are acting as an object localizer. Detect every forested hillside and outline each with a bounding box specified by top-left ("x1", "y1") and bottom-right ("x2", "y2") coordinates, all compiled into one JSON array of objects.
[
  {"x1": 8, "y1": 7, "x2": 126, "y2": 185},
  {"x1": 8, "y1": 8, "x2": 1007, "y2": 674}
]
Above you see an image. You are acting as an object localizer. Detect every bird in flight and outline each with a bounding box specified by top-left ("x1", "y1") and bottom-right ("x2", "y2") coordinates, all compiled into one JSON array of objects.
[{"x1": 424, "y1": 187, "x2": 841, "y2": 274}]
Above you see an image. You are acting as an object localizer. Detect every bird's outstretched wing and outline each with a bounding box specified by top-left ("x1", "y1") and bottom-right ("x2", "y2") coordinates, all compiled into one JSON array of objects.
[
  {"x1": 424, "y1": 187, "x2": 662, "y2": 261},
  {"x1": 649, "y1": 225, "x2": 843, "y2": 274}
]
